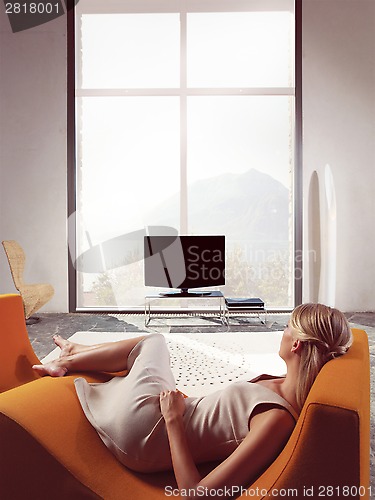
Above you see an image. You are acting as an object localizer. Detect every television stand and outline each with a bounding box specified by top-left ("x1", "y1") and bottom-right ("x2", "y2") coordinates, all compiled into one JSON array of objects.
[{"x1": 144, "y1": 291, "x2": 227, "y2": 327}]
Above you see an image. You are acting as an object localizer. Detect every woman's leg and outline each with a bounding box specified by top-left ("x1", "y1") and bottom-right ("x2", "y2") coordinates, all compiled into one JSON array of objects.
[
  {"x1": 32, "y1": 335, "x2": 146, "y2": 377},
  {"x1": 53, "y1": 334, "x2": 116, "y2": 358}
]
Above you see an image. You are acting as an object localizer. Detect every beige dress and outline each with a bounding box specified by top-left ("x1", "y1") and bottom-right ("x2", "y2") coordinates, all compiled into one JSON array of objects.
[{"x1": 74, "y1": 333, "x2": 298, "y2": 473}]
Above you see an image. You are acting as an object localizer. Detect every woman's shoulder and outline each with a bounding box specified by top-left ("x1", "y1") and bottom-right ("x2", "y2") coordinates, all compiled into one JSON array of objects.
[{"x1": 238, "y1": 380, "x2": 299, "y2": 422}]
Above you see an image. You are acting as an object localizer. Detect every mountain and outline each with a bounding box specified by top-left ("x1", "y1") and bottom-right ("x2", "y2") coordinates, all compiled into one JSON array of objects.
[{"x1": 147, "y1": 168, "x2": 290, "y2": 245}]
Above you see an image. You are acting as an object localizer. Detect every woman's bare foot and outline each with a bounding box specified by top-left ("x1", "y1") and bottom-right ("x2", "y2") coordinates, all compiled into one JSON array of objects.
[
  {"x1": 53, "y1": 334, "x2": 79, "y2": 357},
  {"x1": 32, "y1": 361, "x2": 68, "y2": 377}
]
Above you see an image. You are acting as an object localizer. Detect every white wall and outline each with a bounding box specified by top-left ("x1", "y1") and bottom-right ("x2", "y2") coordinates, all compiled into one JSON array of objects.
[
  {"x1": 0, "y1": 8, "x2": 68, "y2": 311},
  {"x1": 0, "y1": 1, "x2": 374, "y2": 313},
  {"x1": 302, "y1": 0, "x2": 375, "y2": 311}
]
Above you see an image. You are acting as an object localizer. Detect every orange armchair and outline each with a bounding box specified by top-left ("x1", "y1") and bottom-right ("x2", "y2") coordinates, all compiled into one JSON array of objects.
[{"x1": 0, "y1": 294, "x2": 370, "y2": 499}]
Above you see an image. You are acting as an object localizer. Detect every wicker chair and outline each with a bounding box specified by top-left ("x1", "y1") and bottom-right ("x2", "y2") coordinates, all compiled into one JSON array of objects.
[{"x1": 2, "y1": 240, "x2": 54, "y2": 321}]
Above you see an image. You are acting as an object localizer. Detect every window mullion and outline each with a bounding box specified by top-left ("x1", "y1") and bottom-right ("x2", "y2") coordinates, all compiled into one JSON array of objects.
[
  {"x1": 180, "y1": 7, "x2": 188, "y2": 234},
  {"x1": 75, "y1": 88, "x2": 295, "y2": 97}
]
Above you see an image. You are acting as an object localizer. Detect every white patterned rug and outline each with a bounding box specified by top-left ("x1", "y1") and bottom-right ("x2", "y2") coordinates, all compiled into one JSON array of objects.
[{"x1": 42, "y1": 331, "x2": 285, "y2": 397}]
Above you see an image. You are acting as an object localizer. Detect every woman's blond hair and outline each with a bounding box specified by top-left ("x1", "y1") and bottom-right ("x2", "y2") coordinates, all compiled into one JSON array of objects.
[{"x1": 290, "y1": 303, "x2": 352, "y2": 411}]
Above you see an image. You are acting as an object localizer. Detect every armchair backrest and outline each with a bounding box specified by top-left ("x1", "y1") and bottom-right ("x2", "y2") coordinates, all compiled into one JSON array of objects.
[
  {"x1": 251, "y1": 328, "x2": 370, "y2": 498},
  {"x1": 2, "y1": 240, "x2": 26, "y2": 290}
]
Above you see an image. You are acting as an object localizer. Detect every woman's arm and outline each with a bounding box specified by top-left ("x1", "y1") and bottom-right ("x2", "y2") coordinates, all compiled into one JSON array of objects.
[
  {"x1": 160, "y1": 390, "x2": 201, "y2": 491},
  {"x1": 160, "y1": 390, "x2": 295, "y2": 499}
]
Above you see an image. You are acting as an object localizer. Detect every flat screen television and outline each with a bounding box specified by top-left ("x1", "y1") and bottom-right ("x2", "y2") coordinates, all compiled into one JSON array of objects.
[{"x1": 144, "y1": 235, "x2": 225, "y2": 296}]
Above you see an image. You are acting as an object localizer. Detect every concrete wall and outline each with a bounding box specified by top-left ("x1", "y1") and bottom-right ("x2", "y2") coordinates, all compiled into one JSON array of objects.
[
  {"x1": 0, "y1": 1, "x2": 374, "y2": 313},
  {"x1": 0, "y1": 8, "x2": 68, "y2": 311},
  {"x1": 302, "y1": 0, "x2": 375, "y2": 311}
]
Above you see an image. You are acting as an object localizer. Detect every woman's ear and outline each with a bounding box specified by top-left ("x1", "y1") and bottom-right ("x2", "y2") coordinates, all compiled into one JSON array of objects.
[{"x1": 291, "y1": 339, "x2": 302, "y2": 353}]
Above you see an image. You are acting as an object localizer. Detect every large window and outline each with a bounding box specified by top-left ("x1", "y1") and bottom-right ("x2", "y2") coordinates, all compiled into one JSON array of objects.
[{"x1": 71, "y1": 0, "x2": 298, "y2": 310}]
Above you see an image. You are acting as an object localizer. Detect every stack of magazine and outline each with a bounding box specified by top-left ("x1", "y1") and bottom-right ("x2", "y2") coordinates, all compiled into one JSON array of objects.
[{"x1": 225, "y1": 298, "x2": 265, "y2": 310}]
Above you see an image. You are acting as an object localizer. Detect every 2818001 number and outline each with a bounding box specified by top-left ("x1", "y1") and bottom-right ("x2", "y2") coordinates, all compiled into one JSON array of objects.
[
  {"x1": 5, "y1": 3, "x2": 61, "y2": 14},
  {"x1": 318, "y1": 485, "x2": 372, "y2": 497}
]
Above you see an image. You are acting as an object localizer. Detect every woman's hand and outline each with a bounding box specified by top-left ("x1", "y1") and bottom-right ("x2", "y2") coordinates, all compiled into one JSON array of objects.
[
  {"x1": 160, "y1": 389, "x2": 201, "y2": 494},
  {"x1": 159, "y1": 389, "x2": 186, "y2": 423}
]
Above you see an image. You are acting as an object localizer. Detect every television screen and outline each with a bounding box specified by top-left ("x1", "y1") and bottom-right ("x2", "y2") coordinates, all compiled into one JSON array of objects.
[{"x1": 144, "y1": 235, "x2": 225, "y2": 294}]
